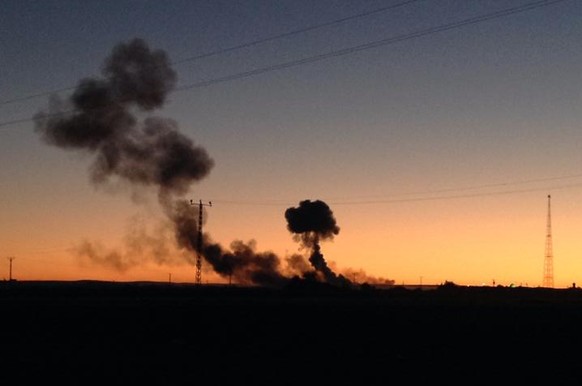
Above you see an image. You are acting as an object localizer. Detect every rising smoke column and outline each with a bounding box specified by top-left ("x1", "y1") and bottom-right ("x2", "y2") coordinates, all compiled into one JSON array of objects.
[
  {"x1": 34, "y1": 38, "x2": 214, "y2": 269},
  {"x1": 285, "y1": 200, "x2": 351, "y2": 287},
  {"x1": 32, "y1": 38, "x2": 366, "y2": 287},
  {"x1": 164, "y1": 199, "x2": 290, "y2": 286},
  {"x1": 35, "y1": 38, "x2": 214, "y2": 199},
  {"x1": 33, "y1": 38, "x2": 303, "y2": 285}
]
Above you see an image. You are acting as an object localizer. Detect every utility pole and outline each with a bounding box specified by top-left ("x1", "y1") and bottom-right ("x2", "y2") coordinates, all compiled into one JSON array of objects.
[
  {"x1": 190, "y1": 199, "x2": 212, "y2": 285},
  {"x1": 543, "y1": 194, "x2": 554, "y2": 288},
  {"x1": 7, "y1": 257, "x2": 15, "y2": 281}
]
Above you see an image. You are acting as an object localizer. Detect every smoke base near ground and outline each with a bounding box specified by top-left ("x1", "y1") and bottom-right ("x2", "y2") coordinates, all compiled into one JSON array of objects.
[{"x1": 36, "y1": 38, "x2": 392, "y2": 288}]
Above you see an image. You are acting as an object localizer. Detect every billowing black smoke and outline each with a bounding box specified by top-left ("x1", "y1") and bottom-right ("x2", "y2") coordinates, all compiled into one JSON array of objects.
[
  {"x1": 165, "y1": 199, "x2": 199, "y2": 253},
  {"x1": 285, "y1": 200, "x2": 351, "y2": 287},
  {"x1": 34, "y1": 38, "x2": 387, "y2": 288},
  {"x1": 33, "y1": 34, "x2": 295, "y2": 285},
  {"x1": 34, "y1": 38, "x2": 216, "y2": 274},
  {"x1": 161, "y1": 199, "x2": 292, "y2": 287},
  {"x1": 35, "y1": 38, "x2": 214, "y2": 199},
  {"x1": 203, "y1": 240, "x2": 289, "y2": 287}
]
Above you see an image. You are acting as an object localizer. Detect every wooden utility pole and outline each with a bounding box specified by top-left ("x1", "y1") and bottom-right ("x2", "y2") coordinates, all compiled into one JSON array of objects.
[{"x1": 7, "y1": 257, "x2": 15, "y2": 281}]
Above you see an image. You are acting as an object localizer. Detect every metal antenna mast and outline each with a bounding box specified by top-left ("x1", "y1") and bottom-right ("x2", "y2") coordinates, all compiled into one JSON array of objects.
[
  {"x1": 191, "y1": 200, "x2": 212, "y2": 285},
  {"x1": 543, "y1": 194, "x2": 554, "y2": 288}
]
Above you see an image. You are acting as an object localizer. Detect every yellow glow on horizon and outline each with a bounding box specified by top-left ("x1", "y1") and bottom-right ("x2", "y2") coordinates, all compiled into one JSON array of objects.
[{"x1": 2, "y1": 189, "x2": 581, "y2": 289}]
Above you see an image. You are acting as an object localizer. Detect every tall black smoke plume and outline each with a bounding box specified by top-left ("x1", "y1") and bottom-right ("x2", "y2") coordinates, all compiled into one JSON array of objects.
[
  {"x1": 35, "y1": 38, "x2": 214, "y2": 271},
  {"x1": 35, "y1": 38, "x2": 214, "y2": 200},
  {"x1": 285, "y1": 200, "x2": 351, "y2": 287},
  {"x1": 34, "y1": 38, "x2": 390, "y2": 288},
  {"x1": 34, "y1": 37, "x2": 306, "y2": 287}
]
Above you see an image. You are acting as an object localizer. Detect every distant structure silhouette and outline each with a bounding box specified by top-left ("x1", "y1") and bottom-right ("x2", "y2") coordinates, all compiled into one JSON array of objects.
[
  {"x1": 191, "y1": 200, "x2": 212, "y2": 285},
  {"x1": 543, "y1": 195, "x2": 554, "y2": 288},
  {"x1": 7, "y1": 257, "x2": 15, "y2": 281}
]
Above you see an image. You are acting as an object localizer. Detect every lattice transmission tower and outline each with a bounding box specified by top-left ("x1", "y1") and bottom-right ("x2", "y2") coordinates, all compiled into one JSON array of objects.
[
  {"x1": 543, "y1": 194, "x2": 554, "y2": 288},
  {"x1": 191, "y1": 199, "x2": 212, "y2": 285}
]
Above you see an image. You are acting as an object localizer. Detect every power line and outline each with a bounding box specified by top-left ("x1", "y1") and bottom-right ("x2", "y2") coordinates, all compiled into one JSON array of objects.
[
  {"x1": 325, "y1": 172, "x2": 582, "y2": 201},
  {"x1": 0, "y1": 116, "x2": 40, "y2": 128},
  {"x1": 0, "y1": 110, "x2": 70, "y2": 130},
  {"x1": 174, "y1": 0, "x2": 566, "y2": 92},
  {"x1": 0, "y1": 0, "x2": 423, "y2": 107},
  {"x1": 172, "y1": 0, "x2": 422, "y2": 65},
  {"x1": 210, "y1": 174, "x2": 582, "y2": 206},
  {"x1": 0, "y1": 0, "x2": 568, "y2": 130},
  {"x1": 213, "y1": 182, "x2": 582, "y2": 206},
  {"x1": 328, "y1": 182, "x2": 582, "y2": 205}
]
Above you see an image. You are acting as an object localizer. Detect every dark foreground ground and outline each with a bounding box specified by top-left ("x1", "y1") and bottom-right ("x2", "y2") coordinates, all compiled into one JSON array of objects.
[{"x1": 2, "y1": 280, "x2": 582, "y2": 385}]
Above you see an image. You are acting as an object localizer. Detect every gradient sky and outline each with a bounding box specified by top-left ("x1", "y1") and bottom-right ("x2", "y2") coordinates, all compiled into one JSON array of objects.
[{"x1": 1, "y1": 0, "x2": 582, "y2": 287}]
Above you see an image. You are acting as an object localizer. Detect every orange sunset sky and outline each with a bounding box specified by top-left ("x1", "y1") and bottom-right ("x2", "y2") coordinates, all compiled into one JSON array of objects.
[{"x1": 2, "y1": 0, "x2": 582, "y2": 287}]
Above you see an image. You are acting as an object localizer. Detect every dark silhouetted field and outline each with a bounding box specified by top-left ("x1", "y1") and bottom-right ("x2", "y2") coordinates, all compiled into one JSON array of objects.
[{"x1": 2, "y1": 281, "x2": 582, "y2": 384}]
